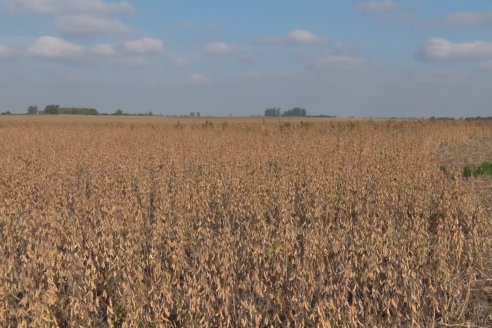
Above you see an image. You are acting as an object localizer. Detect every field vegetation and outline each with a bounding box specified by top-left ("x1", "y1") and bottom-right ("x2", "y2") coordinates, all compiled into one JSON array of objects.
[{"x1": 0, "y1": 117, "x2": 491, "y2": 327}]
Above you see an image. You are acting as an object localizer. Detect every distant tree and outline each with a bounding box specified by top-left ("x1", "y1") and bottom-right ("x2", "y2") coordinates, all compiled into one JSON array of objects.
[
  {"x1": 197, "y1": 112, "x2": 201, "y2": 117},
  {"x1": 43, "y1": 104, "x2": 60, "y2": 114},
  {"x1": 27, "y1": 105, "x2": 38, "y2": 115},
  {"x1": 465, "y1": 116, "x2": 492, "y2": 121},
  {"x1": 190, "y1": 112, "x2": 195, "y2": 117},
  {"x1": 58, "y1": 107, "x2": 99, "y2": 115},
  {"x1": 282, "y1": 107, "x2": 307, "y2": 117},
  {"x1": 264, "y1": 108, "x2": 281, "y2": 117},
  {"x1": 113, "y1": 109, "x2": 124, "y2": 115},
  {"x1": 87, "y1": 108, "x2": 99, "y2": 115}
]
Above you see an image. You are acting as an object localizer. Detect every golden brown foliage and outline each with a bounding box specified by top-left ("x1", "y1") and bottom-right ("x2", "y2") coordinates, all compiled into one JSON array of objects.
[{"x1": 0, "y1": 117, "x2": 490, "y2": 327}]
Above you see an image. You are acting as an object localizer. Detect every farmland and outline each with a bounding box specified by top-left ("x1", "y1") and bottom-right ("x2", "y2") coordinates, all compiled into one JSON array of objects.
[{"x1": 0, "y1": 116, "x2": 491, "y2": 327}]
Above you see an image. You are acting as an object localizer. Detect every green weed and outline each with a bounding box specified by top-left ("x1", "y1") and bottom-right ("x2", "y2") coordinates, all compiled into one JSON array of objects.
[{"x1": 462, "y1": 161, "x2": 492, "y2": 178}]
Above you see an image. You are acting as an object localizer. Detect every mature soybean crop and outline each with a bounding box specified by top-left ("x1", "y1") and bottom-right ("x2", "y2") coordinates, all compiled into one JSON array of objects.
[{"x1": 0, "y1": 118, "x2": 490, "y2": 327}]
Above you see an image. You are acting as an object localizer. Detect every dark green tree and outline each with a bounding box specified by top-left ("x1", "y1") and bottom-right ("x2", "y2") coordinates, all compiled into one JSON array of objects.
[
  {"x1": 43, "y1": 104, "x2": 60, "y2": 114},
  {"x1": 282, "y1": 107, "x2": 307, "y2": 117},
  {"x1": 264, "y1": 108, "x2": 281, "y2": 117},
  {"x1": 57, "y1": 107, "x2": 98, "y2": 115},
  {"x1": 27, "y1": 105, "x2": 38, "y2": 115}
]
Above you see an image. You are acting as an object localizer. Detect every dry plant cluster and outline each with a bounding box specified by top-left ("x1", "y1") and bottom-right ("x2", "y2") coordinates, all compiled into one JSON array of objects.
[{"x1": 0, "y1": 117, "x2": 490, "y2": 327}]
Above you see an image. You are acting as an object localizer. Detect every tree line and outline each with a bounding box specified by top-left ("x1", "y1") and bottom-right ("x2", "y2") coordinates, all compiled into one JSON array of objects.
[
  {"x1": 264, "y1": 107, "x2": 307, "y2": 117},
  {"x1": 27, "y1": 105, "x2": 99, "y2": 115},
  {"x1": 25, "y1": 105, "x2": 159, "y2": 116}
]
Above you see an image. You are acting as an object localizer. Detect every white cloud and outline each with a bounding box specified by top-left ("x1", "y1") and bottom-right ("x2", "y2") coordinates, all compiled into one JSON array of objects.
[
  {"x1": 303, "y1": 53, "x2": 369, "y2": 71},
  {"x1": 443, "y1": 11, "x2": 492, "y2": 27},
  {"x1": 417, "y1": 37, "x2": 492, "y2": 61},
  {"x1": 189, "y1": 74, "x2": 210, "y2": 85},
  {"x1": 204, "y1": 42, "x2": 234, "y2": 55},
  {"x1": 28, "y1": 36, "x2": 84, "y2": 59},
  {"x1": 124, "y1": 37, "x2": 164, "y2": 55},
  {"x1": 26, "y1": 36, "x2": 165, "y2": 65},
  {"x1": 92, "y1": 43, "x2": 116, "y2": 56},
  {"x1": 0, "y1": 44, "x2": 15, "y2": 60},
  {"x1": 315, "y1": 55, "x2": 368, "y2": 68},
  {"x1": 257, "y1": 29, "x2": 326, "y2": 45},
  {"x1": 359, "y1": 1, "x2": 399, "y2": 13},
  {"x1": 8, "y1": 0, "x2": 133, "y2": 16},
  {"x1": 55, "y1": 15, "x2": 129, "y2": 37},
  {"x1": 287, "y1": 29, "x2": 325, "y2": 44}
]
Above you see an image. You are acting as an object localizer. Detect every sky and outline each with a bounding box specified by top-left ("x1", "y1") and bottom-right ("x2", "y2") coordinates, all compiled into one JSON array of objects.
[{"x1": 1, "y1": 0, "x2": 492, "y2": 117}]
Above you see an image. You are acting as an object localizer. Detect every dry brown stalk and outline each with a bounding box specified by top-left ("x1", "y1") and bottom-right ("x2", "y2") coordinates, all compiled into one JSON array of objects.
[{"x1": 0, "y1": 117, "x2": 490, "y2": 327}]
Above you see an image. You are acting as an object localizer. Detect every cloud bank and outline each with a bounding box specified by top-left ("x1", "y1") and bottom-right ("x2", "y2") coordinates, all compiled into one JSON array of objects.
[
  {"x1": 55, "y1": 15, "x2": 130, "y2": 37},
  {"x1": 204, "y1": 42, "x2": 234, "y2": 55},
  {"x1": 28, "y1": 36, "x2": 84, "y2": 59},
  {"x1": 257, "y1": 29, "x2": 325, "y2": 45},
  {"x1": 305, "y1": 54, "x2": 369, "y2": 71},
  {"x1": 123, "y1": 37, "x2": 164, "y2": 55},
  {"x1": 417, "y1": 37, "x2": 492, "y2": 61},
  {"x1": 26, "y1": 36, "x2": 165, "y2": 63},
  {"x1": 8, "y1": 0, "x2": 133, "y2": 16}
]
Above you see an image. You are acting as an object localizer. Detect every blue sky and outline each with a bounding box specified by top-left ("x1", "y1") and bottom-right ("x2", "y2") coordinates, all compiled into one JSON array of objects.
[{"x1": 1, "y1": 0, "x2": 492, "y2": 116}]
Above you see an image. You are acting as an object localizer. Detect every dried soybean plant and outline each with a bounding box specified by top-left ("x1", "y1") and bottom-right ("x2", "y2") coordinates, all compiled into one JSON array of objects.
[{"x1": 0, "y1": 117, "x2": 490, "y2": 327}]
